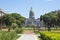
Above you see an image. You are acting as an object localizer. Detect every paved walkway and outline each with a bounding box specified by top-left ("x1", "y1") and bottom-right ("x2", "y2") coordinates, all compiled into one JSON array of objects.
[{"x1": 17, "y1": 34, "x2": 38, "y2": 40}]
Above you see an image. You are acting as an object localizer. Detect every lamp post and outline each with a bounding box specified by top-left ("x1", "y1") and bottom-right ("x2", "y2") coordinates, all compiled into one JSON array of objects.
[
  {"x1": 32, "y1": 22, "x2": 35, "y2": 33},
  {"x1": 37, "y1": 24, "x2": 40, "y2": 33},
  {"x1": 48, "y1": 19, "x2": 51, "y2": 31}
]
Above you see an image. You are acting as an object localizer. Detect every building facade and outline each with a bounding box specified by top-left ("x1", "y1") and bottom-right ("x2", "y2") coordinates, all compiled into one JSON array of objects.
[
  {"x1": 25, "y1": 8, "x2": 40, "y2": 27},
  {"x1": 0, "y1": 9, "x2": 6, "y2": 28}
]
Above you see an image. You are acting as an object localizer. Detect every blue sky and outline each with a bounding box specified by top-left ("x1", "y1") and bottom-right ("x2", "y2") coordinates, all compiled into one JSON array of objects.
[{"x1": 0, "y1": 0, "x2": 60, "y2": 19}]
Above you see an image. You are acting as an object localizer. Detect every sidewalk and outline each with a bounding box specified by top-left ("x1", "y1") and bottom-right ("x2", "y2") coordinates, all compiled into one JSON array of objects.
[{"x1": 17, "y1": 34, "x2": 38, "y2": 40}]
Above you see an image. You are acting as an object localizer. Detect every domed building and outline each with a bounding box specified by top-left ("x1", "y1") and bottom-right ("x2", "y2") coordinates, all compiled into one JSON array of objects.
[
  {"x1": 25, "y1": 7, "x2": 41, "y2": 27},
  {"x1": 29, "y1": 7, "x2": 34, "y2": 18},
  {"x1": 25, "y1": 7, "x2": 35, "y2": 26}
]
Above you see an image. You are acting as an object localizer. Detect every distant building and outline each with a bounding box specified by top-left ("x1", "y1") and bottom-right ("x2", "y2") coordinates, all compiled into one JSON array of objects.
[
  {"x1": 25, "y1": 7, "x2": 40, "y2": 27},
  {"x1": 29, "y1": 7, "x2": 34, "y2": 18},
  {"x1": 0, "y1": 9, "x2": 6, "y2": 28},
  {"x1": 25, "y1": 7, "x2": 35, "y2": 26},
  {"x1": 0, "y1": 9, "x2": 5, "y2": 17}
]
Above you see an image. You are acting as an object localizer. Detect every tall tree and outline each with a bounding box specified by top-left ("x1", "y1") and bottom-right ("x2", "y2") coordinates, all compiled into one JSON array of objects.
[
  {"x1": 11, "y1": 13, "x2": 25, "y2": 27},
  {"x1": 43, "y1": 12, "x2": 58, "y2": 31},
  {"x1": 2, "y1": 14, "x2": 14, "y2": 31},
  {"x1": 57, "y1": 10, "x2": 60, "y2": 27}
]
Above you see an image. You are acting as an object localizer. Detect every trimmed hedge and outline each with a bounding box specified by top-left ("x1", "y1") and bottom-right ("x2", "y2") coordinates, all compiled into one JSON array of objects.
[
  {"x1": 0, "y1": 31, "x2": 18, "y2": 40},
  {"x1": 40, "y1": 31, "x2": 60, "y2": 40}
]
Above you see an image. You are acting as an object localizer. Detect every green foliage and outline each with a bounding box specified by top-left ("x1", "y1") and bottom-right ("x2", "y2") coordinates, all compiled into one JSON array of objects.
[
  {"x1": 12, "y1": 23, "x2": 18, "y2": 29},
  {"x1": 40, "y1": 31, "x2": 60, "y2": 40},
  {"x1": 57, "y1": 10, "x2": 60, "y2": 19},
  {"x1": 2, "y1": 14, "x2": 14, "y2": 31},
  {"x1": 15, "y1": 27, "x2": 23, "y2": 34},
  {"x1": 11, "y1": 13, "x2": 26, "y2": 27},
  {"x1": 2, "y1": 13, "x2": 25, "y2": 31},
  {"x1": 42, "y1": 10, "x2": 60, "y2": 28},
  {"x1": 0, "y1": 31, "x2": 18, "y2": 40},
  {"x1": 2, "y1": 14, "x2": 14, "y2": 26},
  {"x1": 11, "y1": 13, "x2": 25, "y2": 23},
  {"x1": 43, "y1": 12, "x2": 57, "y2": 22},
  {"x1": 42, "y1": 11, "x2": 59, "y2": 30}
]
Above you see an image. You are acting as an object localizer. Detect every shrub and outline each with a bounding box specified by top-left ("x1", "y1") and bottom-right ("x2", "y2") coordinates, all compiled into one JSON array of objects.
[
  {"x1": 0, "y1": 31, "x2": 18, "y2": 40},
  {"x1": 15, "y1": 27, "x2": 23, "y2": 34},
  {"x1": 40, "y1": 31, "x2": 60, "y2": 40}
]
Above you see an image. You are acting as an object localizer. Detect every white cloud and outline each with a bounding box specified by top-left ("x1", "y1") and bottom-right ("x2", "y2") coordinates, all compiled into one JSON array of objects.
[{"x1": 46, "y1": 0, "x2": 54, "y2": 1}]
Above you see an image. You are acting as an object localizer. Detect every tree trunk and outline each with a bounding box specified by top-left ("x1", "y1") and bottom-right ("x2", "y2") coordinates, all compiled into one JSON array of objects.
[{"x1": 8, "y1": 27, "x2": 10, "y2": 32}]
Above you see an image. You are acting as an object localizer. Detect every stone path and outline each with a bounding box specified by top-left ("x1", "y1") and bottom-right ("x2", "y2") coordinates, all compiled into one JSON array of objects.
[{"x1": 17, "y1": 34, "x2": 38, "y2": 40}]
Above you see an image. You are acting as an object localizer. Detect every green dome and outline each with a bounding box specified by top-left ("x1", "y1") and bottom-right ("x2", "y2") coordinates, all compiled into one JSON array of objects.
[{"x1": 29, "y1": 7, "x2": 34, "y2": 18}]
